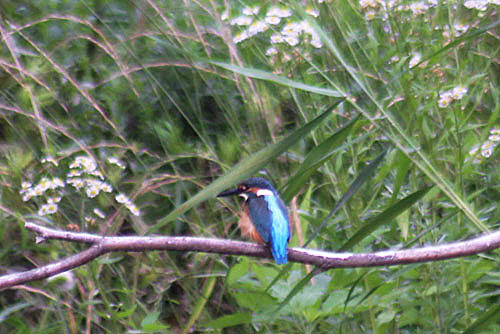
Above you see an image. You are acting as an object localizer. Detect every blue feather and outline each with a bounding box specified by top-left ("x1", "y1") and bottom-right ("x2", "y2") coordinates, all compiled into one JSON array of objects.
[
  {"x1": 247, "y1": 195, "x2": 271, "y2": 242},
  {"x1": 247, "y1": 193, "x2": 290, "y2": 264}
]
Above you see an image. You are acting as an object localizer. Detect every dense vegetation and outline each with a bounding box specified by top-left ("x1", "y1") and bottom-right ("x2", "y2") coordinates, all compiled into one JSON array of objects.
[{"x1": 1, "y1": 0, "x2": 499, "y2": 333}]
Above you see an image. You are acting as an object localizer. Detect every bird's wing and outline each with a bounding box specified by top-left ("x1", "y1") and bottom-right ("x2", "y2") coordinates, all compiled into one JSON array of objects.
[{"x1": 247, "y1": 196, "x2": 272, "y2": 243}]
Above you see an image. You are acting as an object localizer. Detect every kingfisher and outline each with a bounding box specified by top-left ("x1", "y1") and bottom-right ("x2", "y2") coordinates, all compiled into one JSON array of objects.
[{"x1": 217, "y1": 177, "x2": 290, "y2": 265}]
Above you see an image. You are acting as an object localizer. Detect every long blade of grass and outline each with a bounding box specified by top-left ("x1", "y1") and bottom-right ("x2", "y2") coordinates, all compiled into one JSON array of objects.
[
  {"x1": 282, "y1": 114, "x2": 361, "y2": 202},
  {"x1": 182, "y1": 276, "x2": 217, "y2": 334},
  {"x1": 339, "y1": 186, "x2": 433, "y2": 251},
  {"x1": 344, "y1": 270, "x2": 369, "y2": 312},
  {"x1": 152, "y1": 101, "x2": 343, "y2": 232},
  {"x1": 211, "y1": 61, "x2": 344, "y2": 97}
]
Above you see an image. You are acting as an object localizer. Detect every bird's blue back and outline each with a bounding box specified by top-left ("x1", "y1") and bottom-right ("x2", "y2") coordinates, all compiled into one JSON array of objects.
[{"x1": 247, "y1": 192, "x2": 290, "y2": 264}]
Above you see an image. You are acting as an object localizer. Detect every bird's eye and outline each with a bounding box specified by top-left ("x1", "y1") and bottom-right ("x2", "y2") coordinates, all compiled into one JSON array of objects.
[{"x1": 239, "y1": 185, "x2": 247, "y2": 191}]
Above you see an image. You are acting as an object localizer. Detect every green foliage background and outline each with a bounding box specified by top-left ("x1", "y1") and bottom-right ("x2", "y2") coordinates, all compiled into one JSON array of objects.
[{"x1": 0, "y1": 0, "x2": 499, "y2": 333}]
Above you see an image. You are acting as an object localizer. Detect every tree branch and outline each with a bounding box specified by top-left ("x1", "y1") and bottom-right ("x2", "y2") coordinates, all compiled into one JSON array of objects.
[{"x1": 1, "y1": 222, "x2": 500, "y2": 290}]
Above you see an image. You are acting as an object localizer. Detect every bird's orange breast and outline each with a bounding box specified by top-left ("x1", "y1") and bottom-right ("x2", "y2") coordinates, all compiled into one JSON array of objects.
[{"x1": 238, "y1": 205, "x2": 264, "y2": 244}]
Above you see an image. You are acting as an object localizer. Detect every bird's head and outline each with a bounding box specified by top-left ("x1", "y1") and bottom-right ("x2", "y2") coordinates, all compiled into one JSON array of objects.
[{"x1": 217, "y1": 177, "x2": 277, "y2": 200}]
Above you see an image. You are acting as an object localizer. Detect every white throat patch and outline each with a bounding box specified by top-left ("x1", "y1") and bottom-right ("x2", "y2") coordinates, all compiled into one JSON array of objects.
[
  {"x1": 238, "y1": 193, "x2": 248, "y2": 200},
  {"x1": 256, "y1": 189, "x2": 274, "y2": 197}
]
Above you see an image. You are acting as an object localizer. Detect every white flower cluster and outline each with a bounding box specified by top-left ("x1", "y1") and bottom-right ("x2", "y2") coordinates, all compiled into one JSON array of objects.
[
  {"x1": 225, "y1": 4, "x2": 323, "y2": 61},
  {"x1": 464, "y1": 0, "x2": 500, "y2": 11},
  {"x1": 438, "y1": 86, "x2": 468, "y2": 108},
  {"x1": 67, "y1": 156, "x2": 112, "y2": 198},
  {"x1": 20, "y1": 155, "x2": 140, "y2": 218},
  {"x1": 469, "y1": 128, "x2": 500, "y2": 161},
  {"x1": 20, "y1": 177, "x2": 64, "y2": 202},
  {"x1": 359, "y1": 0, "x2": 498, "y2": 21}
]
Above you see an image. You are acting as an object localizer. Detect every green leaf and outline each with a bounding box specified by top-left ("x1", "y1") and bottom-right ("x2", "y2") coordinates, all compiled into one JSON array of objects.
[
  {"x1": 227, "y1": 259, "x2": 250, "y2": 286},
  {"x1": 339, "y1": 186, "x2": 433, "y2": 251},
  {"x1": 390, "y1": 151, "x2": 412, "y2": 204},
  {"x1": 377, "y1": 310, "x2": 396, "y2": 324},
  {"x1": 115, "y1": 305, "x2": 137, "y2": 319},
  {"x1": 152, "y1": 100, "x2": 343, "y2": 232},
  {"x1": 232, "y1": 291, "x2": 275, "y2": 311},
  {"x1": 203, "y1": 312, "x2": 252, "y2": 329},
  {"x1": 211, "y1": 62, "x2": 344, "y2": 97},
  {"x1": 140, "y1": 311, "x2": 160, "y2": 327},
  {"x1": 282, "y1": 114, "x2": 361, "y2": 202}
]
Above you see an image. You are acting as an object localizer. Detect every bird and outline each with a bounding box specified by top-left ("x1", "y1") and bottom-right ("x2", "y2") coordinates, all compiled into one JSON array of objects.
[{"x1": 217, "y1": 177, "x2": 290, "y2": 265}]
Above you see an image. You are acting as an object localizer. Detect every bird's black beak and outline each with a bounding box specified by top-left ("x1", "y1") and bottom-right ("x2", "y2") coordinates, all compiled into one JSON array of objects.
[{"x1": 217, "y1": 187, "x2": 243, "y2": 197}]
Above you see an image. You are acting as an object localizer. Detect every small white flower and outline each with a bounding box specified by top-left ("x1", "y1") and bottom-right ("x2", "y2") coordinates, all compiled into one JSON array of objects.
[
  {"x1": 409, "y1": 1, "x2": 429, "y2": 15},
  {"x1": 233, "y1": 30, "x2": 250, "y2": 43},
  {"x1": 266, "y1": 47, "x2": 278, "y2": 56},
  {"x1": 490, "y1": 127, "x2": 500, "y2": 135},
  {"x1": 464, "y1": 0, "x2": 488, "y2": 10},
  {"x1": 230, "y1": 16, "x2": 252, "y2": 26},
  {"x1": 265, "y1": 15, "x2": 281, "y2": 25},
  {"x1": 390, "y1": 55, "x2": 400, "y2": 63},
  {"x1": 20, "y1": 181, "x2": 32, "y2": 194},
  {"x1": 469, "y1": 144, "x2": 480, "y2": 156},
  {"x1": 90, "y1": 170, "x2": 104, "y2": 180},
  {"x1": 284, "y1": 35, "x2": 299, "y2": 46},
  {"x1": 221, "y1": 9, "x2": 229, "y2": 21},
  {"x1": 82, "y1": 161, "x2": 97, "y2": 173},
  {"x1": 360, "y1": 0, "x2": 378, "y2": 8},
  {"x1": 365, "y1": 10, "x2": 376, "y2": 20},
  {"x1": 41, "y1": 156, "x2": 59, "y2": 166},
  {"x1": 299, "y1": 20, "x2": 314, "y2": 35},
  {"x1": 67, "y1": 177, "x2": 85, "y2": 189},
  {"x1": 267, "y1": 6, "x2": 292, "y2": 18},
  {"x1": 39, "y1": 202, "x2": 58, "y2": 216},
  {"x1": 488, "y1": 128, "x2": 500, "y2": 142},
  {"x1": 282, "y1": 22, "x2": 301, "y2": 37},
  {"x1": 93, "y1": 208, "x2": 106, "y2": 219},
  {"x1": 270, "y1": 33, "x2": 284, "y2": 44},
  {"x1": 116, "y1": 193, "x2": 130, "y2": 204},
  {"x1": 409, "y1": 52, "x2": 422, "y2": 68},
  {"x1": 34, "y1": 184, "x2": 47, "y2": 196},
  {"x1": 481, "y1": 140, "x2": 495, "y2": 158},
  {"x1": 310, "y1": 37, "x2": 323, "y2": 48},
  {"x1": 489, "y1": 134, "x2": 500, "y2": 142},
  {"x1": 22, "y1": 189, "x2": 35, "y2": 202},
  {"x1": 451, "y1": 86, "x2": 467, "y2": 100},
  {"x1": 453, "y1": 23, "x2": 469, "y2": 36},
  {"x1": 306, "y1": 7, "x2": 320, "y2": 17},
  {"x1": 67, "y1": 169, "x2": 82, "y2": 177},
  {"x1": 50, "y1": 177, "x2": 65, "y2": 189},
  {"x1": 248, "y1": 20, "x2": 269, "y2": 36},
  {"x1": 107, "y1": 157, "x2": 126, "y2": 169},
  {"x1": 126, "y1": 202, "x2": 141, "y2": 216},
  {"x1": 86, "y1": 185, "x2": 100, "y2": 198},
  {"x1": 242, "y1": 6, "x2": 260, "y2": 16},
  {"x1": 100, "y1": 182, "x2": 113, "y2": 193},
  {"x1": 438, "y1": 92, "x2": 453, "y2": 108},
  {"x1": 48, "y1": 196, "x2": 62, "y2": 204}
]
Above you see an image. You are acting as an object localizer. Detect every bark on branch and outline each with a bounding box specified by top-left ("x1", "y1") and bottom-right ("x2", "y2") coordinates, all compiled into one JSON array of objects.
[{"x1": 1, "y1": 222, "x2": 500, "y2": 290}]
